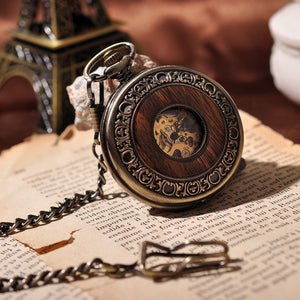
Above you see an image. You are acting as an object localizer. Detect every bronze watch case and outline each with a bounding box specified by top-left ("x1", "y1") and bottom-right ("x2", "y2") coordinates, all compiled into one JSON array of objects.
[{"x1": 85, "y1": 42, "x2": 244, "y2": 210}]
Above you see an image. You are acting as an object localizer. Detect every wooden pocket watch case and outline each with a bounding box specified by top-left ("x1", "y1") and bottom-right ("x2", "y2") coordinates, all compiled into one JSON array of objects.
[{"x1": 84, "y1": 42, "x2": 244, "y2": 210}]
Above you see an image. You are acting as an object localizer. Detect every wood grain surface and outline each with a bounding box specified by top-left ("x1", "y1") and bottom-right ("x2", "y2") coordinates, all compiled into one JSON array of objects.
[{"x1": 133, "y1": 85, "x2": 226, "y2": 179}]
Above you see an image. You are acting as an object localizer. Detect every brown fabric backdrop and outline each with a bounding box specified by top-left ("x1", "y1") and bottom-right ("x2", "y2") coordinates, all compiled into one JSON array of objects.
[{"x1": 0, "y1": 0, "x2": 299, "y2": 152}]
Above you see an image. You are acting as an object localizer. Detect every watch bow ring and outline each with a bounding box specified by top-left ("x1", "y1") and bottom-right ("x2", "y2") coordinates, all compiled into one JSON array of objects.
[{"x1": 84, "y1": 42, "x2": 244, "y2": 210}]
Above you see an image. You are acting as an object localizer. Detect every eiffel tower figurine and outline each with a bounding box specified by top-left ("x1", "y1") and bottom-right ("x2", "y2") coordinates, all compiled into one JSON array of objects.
[{"x1": 0, "y1": 0, "x2": 130, "y2": 133}]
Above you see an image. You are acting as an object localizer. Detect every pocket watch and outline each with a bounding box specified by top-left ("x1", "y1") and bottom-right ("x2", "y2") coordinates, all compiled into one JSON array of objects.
[{"x1": 83, "y1": 42, "x2": 244, "y2": 210}]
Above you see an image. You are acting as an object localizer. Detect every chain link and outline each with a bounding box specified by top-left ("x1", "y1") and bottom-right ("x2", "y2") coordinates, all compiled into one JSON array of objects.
[
  {"x1": 0, "y1": 239, "x2": 239, "y2": 293},
  {"x1": 0, "y1": 45, "x2": 134, "y2": 237},
  {"x1": 0, "y1": 258, "x2": 137, "y2": 293},
  {"x1": 0, "y1": 142, "x2": 128, "y2": 237},
  {"x1": 0, "y1": 190, "x2": 96, "y2": 237}
]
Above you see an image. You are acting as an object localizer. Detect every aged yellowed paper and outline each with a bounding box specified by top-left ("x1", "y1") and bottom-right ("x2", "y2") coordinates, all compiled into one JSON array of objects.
[
  {"x1": 0, "y1": 111, "x2": 299, "y2": 300},
  {"x1": 0, "y1": 236, "x2": 93, "y2": 300}
]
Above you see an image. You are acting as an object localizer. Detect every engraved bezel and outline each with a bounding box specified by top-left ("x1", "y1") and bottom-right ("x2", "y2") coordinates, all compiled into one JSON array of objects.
[{"x1": 100, "y1": 65, "x2": 244, "y2": 209}]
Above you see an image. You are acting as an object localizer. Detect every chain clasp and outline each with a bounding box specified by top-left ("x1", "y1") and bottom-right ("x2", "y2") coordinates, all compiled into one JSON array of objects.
[{"x1": 139, "y1": 240, "x2": 234, "y2": 280}]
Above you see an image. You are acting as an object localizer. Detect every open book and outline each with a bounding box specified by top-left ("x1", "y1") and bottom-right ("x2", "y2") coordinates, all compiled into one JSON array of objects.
[{"x1": 0, "y1": 110, "x2": 299, "y2": 300}]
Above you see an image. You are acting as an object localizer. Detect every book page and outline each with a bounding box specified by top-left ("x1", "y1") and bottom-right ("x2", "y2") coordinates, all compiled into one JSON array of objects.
[
  {"x1": 0, "y1": 236, "x2": 93, "y2": 300},
  {"x1": 0, "y1": 111, "x2": 299, "y2": 300}
]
